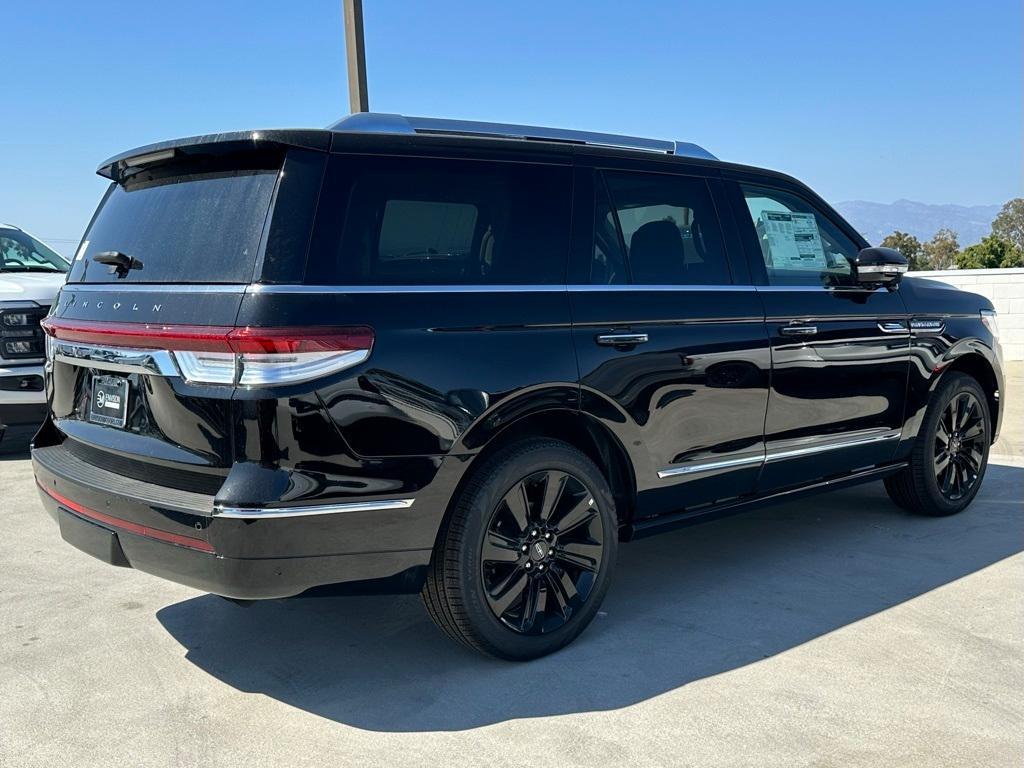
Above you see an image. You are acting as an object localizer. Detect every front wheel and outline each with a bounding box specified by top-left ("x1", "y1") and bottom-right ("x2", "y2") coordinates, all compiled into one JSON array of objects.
[
  {"x1": 885, "y1": 372, "x2": 991, "y2": 516},
  {"x1": 422, "y1": 438, "x2": 618, "y2": 660}
]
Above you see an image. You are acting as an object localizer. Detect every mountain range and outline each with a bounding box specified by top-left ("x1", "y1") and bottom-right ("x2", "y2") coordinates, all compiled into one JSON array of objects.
[{"x1": 833, "y1": 199, "x2": 1001, "y2": 248}]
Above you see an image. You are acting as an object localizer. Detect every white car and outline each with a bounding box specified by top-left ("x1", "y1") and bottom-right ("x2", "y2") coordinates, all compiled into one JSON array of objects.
[{"x1": 0, "y1": 224, "x2": 68, "y2": 448}]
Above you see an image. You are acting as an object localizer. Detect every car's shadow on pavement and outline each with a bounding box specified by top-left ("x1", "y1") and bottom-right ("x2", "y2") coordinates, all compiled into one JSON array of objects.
[{"x1": 157, "y1": 463, "x2": 1023, "y2": 732}]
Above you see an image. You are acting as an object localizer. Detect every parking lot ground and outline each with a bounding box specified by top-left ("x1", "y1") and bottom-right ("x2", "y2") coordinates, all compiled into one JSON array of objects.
[{"x1": 1, "y1": 364, "x2": 1021, "y2": 768}]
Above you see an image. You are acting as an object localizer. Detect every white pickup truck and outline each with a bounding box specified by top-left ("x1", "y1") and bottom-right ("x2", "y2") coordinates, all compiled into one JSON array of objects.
[{"x1": 0, "y1": 224, "x2": 68, "y2": 448}]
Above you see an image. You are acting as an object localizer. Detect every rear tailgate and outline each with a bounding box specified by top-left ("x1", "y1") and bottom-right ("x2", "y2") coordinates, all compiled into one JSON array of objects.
[{"x1": 40, "y1": 138, "x2": 328, "y2": 496}]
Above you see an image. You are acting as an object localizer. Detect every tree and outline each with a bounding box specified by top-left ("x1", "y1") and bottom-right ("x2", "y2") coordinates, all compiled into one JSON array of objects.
[
  {"x1": 991, "y1": 198, "x2": 1024, "y2": 254},
  {"x1": 880, "y1": 231, "x2": 924, "y2": 269},
  {"x1": 956, "y1": 235, "x2": 1014, "y2": 269},
  {"x1": 1003, "y1": 244, "x2": 1024, "y2": 268},
  {"x1": 921, "y1": 228, "x2": 960, "y2": 270}
]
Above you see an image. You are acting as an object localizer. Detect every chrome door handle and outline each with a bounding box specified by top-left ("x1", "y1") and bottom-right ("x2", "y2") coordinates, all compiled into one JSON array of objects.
[
  {"x1": 878, "y1": 320, "x2": 908, "y2": 334},
  {"x1": 779, "y1": 324, "x2": 817, "y2": 336},
  {"x1": 596, "y1": 333, "x2": 649, "y2": 347}
]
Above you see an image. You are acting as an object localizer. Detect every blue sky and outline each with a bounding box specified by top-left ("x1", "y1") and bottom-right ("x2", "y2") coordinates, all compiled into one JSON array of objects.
[{"x1": 2, "y1": 0, "x2": 1020, "y2": 253}]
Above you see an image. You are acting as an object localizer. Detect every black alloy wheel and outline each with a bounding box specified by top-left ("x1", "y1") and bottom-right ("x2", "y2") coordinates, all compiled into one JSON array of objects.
[
  {"x1": 422, "y1": 439, "x2": 617, "y2": 660},
  {"x1": 481, "y1": 469, "x2": 604, "y2": 635},
  {"x1": 933, "y1": 391, "x2": 986, "y2": 501},
  {"x1": 885, "y1": 372, "x2": 991, "y2": 517}
]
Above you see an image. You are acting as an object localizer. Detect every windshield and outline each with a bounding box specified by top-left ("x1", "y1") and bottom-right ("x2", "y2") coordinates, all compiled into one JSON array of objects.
[{"x1": 1, "y1": 229, "x2": 69, "y2": 273}]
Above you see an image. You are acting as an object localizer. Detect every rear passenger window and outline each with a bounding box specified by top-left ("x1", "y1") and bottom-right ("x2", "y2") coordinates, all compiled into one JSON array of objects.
[
  {"x1": 307, "y1": 156, "x2": 572, "y2": 285},
  {"x1": 602, "y1": 171, "x2": 730, "y2": 285},
  {"x1": 591, "y1": 178, "x2": 628, "y2": 284}
]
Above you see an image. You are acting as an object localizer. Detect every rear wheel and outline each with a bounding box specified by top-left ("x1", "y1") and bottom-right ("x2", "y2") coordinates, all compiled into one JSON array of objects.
[
  {"x1": 885, "y1": 373, "x2": 991, "y2": 516},
  {"x1": 422, "y1": 438, "x2": 617, "y2": 660}
]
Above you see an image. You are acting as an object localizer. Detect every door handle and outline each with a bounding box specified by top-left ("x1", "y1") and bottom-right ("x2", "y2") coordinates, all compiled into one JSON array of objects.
[
  {"x1": 596, "y1": 333, "x2": 649, "y2": 347},
  {"x1": 779, "y1": 324, "x2": 818, "y2": 336},
  {"x1": 877, "y1": 320, "x2": 908, "y2": 334}
]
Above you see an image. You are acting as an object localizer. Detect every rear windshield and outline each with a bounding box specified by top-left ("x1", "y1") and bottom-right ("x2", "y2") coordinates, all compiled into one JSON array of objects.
[{"x1": 68, "y1": 169, "x2": 278, "y2": 284}]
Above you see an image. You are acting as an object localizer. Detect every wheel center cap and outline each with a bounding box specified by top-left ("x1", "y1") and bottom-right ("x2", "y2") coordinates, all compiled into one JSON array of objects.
[
  {"x1": 530, "y1": 540, "x2": 550, "y2": 562},
  {"x1": 950, "y1": 436, "x2": 962, "y2": 453}
]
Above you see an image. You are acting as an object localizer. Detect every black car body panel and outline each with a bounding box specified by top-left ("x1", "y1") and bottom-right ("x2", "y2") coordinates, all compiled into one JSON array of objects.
[{"x1": 33, "y1": 118, "x2": 1004, "y2": 600}]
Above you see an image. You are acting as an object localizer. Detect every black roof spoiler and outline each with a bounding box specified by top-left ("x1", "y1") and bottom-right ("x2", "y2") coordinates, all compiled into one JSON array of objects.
[{"x1": 97, "y1": 129, "x2": 332, "y2": 181}]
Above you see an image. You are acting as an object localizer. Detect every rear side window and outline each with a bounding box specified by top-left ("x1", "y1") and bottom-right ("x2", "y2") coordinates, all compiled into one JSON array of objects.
[
  {"x1": 307, "y1": 156, "x2": 572, "y2": 285},
  {"x1": 600, "y1": 171, "x2": 730, "y2": 285},
  {"x1": 69, "y1": 170, "x2": 278, "y2": 284}
]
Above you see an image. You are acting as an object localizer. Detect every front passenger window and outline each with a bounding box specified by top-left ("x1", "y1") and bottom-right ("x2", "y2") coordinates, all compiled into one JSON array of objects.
[{"x1": 740, "y1": 184, "x2": 860, "y2": 287}]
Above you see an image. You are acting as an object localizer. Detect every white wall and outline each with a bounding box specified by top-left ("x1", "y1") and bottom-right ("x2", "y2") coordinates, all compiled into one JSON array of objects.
[{"x1": 906, "y1": 268, "x2": 1024, "y2": 360}]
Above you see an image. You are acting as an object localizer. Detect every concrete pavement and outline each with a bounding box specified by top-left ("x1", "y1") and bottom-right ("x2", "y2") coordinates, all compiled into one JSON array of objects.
[{"x1": 1, "y1": 365, "x2": 1021, "y2": 767}]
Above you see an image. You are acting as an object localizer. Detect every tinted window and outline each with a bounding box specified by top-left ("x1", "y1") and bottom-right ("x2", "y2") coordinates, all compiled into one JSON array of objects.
[
  {"x1": 308, "y1": 156, "x2": 572, "y2": 285},
  {"x1": 591, "y1": 177, "x2": 628, "y2": 284},
  {"x1": 69, "y1": 170, "x2": 277, "y2": 284},
  {"x1": 740, "y1": 184, "x2": 860, "y2": 286},
  {"x1": 603, "y1": 171, "x2": 730, "y2": 285}
]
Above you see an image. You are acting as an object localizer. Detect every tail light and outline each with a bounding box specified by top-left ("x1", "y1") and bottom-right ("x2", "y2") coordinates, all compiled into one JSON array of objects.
[{"x1": 40, "y1": 319, "x2": 373, "y2": 386}]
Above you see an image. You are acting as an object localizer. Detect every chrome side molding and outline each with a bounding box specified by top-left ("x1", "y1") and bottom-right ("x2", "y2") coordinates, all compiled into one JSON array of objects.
[
  {"x1": 215, "y1": 498, "x2": 416, "y2": 519},
  {"x1": 764, "y1": 429, "x2": 902, "y2": 463},
  {"x1": 657, "y1": 453, "x2": 764, "y2": 479},
  {"x1": 657, "y1": 428, "x2": 902, "y2": 480}
]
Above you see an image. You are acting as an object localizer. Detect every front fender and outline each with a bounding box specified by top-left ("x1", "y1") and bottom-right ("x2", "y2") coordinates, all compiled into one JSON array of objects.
[{"x1": 899, "y1": 318, "x2": 1004, "y2": 455}]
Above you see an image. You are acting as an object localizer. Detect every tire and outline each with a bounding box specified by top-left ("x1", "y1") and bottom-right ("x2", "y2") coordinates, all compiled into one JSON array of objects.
[
  {"x1": 885, "y1": 372, "x2": 991, "y2": 516},
  {"x1": 422, "y1": 438, "x2": 618, "y2": 660}
]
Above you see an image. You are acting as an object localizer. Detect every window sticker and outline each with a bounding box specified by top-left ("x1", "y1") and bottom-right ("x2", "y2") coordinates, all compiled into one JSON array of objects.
[{"x1": 756, "y1": 211, "x2": 827, "y2": 270}]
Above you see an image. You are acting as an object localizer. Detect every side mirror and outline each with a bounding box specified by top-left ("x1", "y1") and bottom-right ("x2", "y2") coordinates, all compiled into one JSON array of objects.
[{"x1": 852, "y1": 247, "x2": 908, "y2": 288}]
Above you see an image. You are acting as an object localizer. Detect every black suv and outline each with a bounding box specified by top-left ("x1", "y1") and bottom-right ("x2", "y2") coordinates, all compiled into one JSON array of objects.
[{"x1": 33, "y1": 114, "x2": 1004, "y2": 660}]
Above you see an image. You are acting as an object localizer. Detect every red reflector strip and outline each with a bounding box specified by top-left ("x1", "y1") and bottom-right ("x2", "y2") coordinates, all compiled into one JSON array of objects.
[
  {"x1": 41, "y1": 317, "x2": 235, "y2": 352},
  {"x1": 38, "y1": 481, "x2": 215, "y2": 554},
  {"x1": 40, "y1": 317, "x2": 373, "y2": 355}
]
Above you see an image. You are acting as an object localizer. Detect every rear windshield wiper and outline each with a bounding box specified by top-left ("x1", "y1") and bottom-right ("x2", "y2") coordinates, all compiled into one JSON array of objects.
[{"x1": 93, "y1": 251, "x2": 144, "y2": 278}]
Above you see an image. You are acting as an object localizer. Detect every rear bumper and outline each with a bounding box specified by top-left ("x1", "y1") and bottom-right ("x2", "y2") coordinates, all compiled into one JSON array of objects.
[{"x1": 32, "y1": 443, "x2": 434, "y2": 599}]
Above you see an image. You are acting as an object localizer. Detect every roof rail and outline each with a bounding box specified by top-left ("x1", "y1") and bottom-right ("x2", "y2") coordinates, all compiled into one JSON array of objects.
[{"x1": 329, "y1": 113, "x2": 718, "y2": 161}]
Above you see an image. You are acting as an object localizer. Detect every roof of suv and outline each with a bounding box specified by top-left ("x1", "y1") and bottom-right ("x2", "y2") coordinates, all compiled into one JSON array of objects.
[
  {"x1": 97, "y1": 113, "x2": 722, "y2": 179},
  {"x1": 95, "y1": 114, "x2": 844, "y2": 216}
]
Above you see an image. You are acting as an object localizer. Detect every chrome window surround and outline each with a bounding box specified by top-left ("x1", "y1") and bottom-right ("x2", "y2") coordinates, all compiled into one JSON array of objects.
[
  {"x1": 59, "y1": 282, "x2": 898, "y2": 294},
  {"x1": 246, "y1": 284, "x2": 759, "y2": 294},
  {"x1": 215, "y1": 498, "x2": 415, "y2": 519},
  {"x1": 657, "y1": 428, "x2": 901, "y2": 479},
  {"x1": 61, "y1": 284, "x2": 247, "y2": 293}
]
